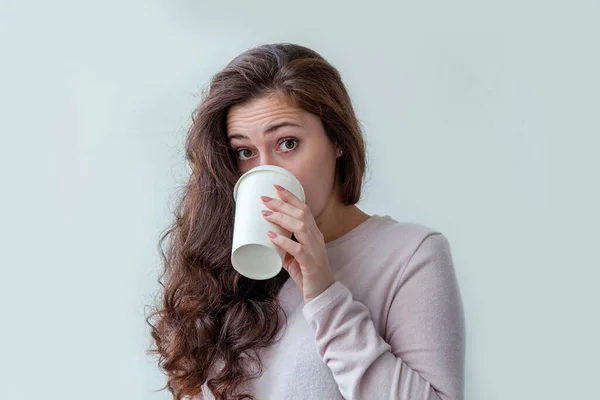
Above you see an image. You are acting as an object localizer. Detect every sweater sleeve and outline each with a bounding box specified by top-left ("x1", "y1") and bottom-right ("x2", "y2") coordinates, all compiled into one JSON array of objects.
[{"x1": 302, "y1": 233, "x2": 465, "y2": 400}]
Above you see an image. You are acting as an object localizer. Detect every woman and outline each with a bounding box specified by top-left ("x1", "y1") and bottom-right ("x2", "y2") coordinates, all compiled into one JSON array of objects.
[{"x1": 147, "y1": 43, "x2": 465, "y2": 400}]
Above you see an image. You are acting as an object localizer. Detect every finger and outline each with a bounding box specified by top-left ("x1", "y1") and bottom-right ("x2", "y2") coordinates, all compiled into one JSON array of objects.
[
  {"x1": 263, "y1": 209, "x2": 315, "y2": 245},
  {"x1": 274, "y1": 184, "x2": 306, "y2": 210},
  {"x1": 261, "y1": 196, "x2": 303, "y2": 220},
  {"x1": 262, "y1": 211, "x2": 304, "y2": 235},
  {"x1": 282, "y1": 252, "x2": 303, "y2": 289},
  {"x1": 261, "y1": 208, "x2": 291, "y2": 238},
  {"x1": 267, "y1": 229, "x2": 309, "y2": 266}
]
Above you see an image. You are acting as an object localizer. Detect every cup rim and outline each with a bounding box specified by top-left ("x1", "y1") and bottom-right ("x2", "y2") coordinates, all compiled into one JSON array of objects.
[{"x1": 233, "y1": 165, "x2": 306, "y2": 203}]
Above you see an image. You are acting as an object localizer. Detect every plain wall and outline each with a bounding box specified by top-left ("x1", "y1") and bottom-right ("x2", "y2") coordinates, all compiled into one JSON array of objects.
[{"x1": 1, "y1": 1, "x2": 598, "y2": 399}]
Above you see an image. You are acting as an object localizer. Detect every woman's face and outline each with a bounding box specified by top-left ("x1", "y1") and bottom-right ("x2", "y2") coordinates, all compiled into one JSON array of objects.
[{"x1": 226, "y1": 94, "x2": 341, "y2": 219}]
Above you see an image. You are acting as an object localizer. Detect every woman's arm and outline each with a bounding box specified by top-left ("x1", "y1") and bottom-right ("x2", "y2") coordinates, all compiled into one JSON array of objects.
[{"x1": 302, "y1": 233, "x2": 466, "y2": 400}]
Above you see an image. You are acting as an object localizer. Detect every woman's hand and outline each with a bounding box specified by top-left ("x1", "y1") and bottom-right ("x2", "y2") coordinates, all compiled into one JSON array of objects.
[{"x1": 261, "y1": 184, "x2": 335, "y2": 304}]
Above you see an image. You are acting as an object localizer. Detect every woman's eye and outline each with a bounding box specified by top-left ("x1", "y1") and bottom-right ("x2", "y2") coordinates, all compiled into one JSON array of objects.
[
  {"x1": 235, "y1": 139, "x2": 299, "y2": 161},
  {"x1": 279, "y1": 138, "x2": 299, "y2": 152},
  {"x1": 237, "y1": 149, "x2": 253, "y2": 161}
]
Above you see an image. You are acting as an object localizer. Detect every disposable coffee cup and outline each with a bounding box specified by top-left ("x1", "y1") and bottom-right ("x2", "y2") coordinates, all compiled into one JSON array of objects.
[{"x1": 231, "y1": 165, "x2": 306, "y2": 280}]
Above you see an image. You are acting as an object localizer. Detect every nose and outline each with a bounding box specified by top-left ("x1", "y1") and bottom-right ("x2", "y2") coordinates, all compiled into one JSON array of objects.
[{"x1": 258, "y1": 152, "x2": 278, "y2": 168}]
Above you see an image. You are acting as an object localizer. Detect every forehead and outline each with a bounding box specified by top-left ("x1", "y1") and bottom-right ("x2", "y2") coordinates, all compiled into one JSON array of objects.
[{"x1": 226, "y1": 95, "x2": 306, "y2": 130}]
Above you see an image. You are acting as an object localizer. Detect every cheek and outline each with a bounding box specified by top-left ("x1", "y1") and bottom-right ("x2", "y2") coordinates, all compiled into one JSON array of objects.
[
  {"x1": 295, "y1": 171, "x2": 335, "y2": 214},
  {"x1": 287, "y1": 145, "x2": 337, "y2": 212}
]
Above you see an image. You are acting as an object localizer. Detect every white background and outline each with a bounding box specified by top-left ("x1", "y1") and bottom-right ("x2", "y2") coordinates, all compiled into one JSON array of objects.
[{"x1": 1, "y1": 1, "x2": 598, "y2": 399}]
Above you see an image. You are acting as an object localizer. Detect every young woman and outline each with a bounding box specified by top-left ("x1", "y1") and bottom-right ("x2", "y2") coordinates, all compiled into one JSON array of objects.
[{"x1": 147, "y1": 43, "x2": 465, "y2": 400}]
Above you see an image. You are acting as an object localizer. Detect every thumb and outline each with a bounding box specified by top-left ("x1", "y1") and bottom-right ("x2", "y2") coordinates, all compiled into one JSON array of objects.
[{"x1": 282, "y1": 252, "x2": 303, "y2": 289}]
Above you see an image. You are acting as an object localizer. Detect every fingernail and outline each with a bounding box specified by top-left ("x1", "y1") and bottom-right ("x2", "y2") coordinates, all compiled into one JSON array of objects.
[
  {"x1": 267, "y1": 230, "x2": 277, "y2": 238},
  {"x1": 261, "y1": 196, "x2": 272, "y2": 202},
  {"x1": 274, "y1": 184, "x2": 285, "y2": 191},
  {"x1": 261, "y1": 210, "x2": 273, "y2": 216}
]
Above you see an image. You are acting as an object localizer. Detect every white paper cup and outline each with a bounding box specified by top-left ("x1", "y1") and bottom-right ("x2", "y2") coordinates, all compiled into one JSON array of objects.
[{"x1": 231, "y1": 165, "x2": 306, "y2": 280}]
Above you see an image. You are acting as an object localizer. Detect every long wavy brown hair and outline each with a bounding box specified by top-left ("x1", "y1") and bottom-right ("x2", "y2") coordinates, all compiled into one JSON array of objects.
[{"x1": 145, "y1": 43, "x2": 367, "y2": 400}]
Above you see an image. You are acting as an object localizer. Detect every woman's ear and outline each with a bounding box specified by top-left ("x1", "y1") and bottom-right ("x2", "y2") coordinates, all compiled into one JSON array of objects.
[{"x1": 332, "y1": 139, "x2": 343, "y2": 158}]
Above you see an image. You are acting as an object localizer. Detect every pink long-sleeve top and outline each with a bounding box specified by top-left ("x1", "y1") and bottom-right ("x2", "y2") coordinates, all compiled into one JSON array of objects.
[{"x1": 197, "y1": 214, "x2": 465, "y2": 399}]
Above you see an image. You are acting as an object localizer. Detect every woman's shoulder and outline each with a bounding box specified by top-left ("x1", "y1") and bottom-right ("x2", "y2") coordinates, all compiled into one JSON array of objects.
[
  {"x1": 371, "y1": 216, "x2": 457, "y2": 290},
  {"x1": 330, "y1": 215, "x2": 456, "y2": 319},
  {"x1": 327, "y1": 214, "x2": 452, "y2": 280},
  {"x1": 357, "y1": 215, "x2": 455, "y2": 283},
  {"x1": 372, "y1": 214, "x2": 447, "y2": 255}
]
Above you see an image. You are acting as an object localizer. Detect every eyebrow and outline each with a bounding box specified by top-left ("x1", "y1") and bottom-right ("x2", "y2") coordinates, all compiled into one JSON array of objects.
[{"x1": 227, "y1": 121, "x2": 302, "y2": 141}]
